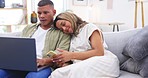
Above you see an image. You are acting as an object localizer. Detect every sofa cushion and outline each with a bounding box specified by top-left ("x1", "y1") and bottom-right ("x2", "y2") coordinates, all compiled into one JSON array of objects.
[
  {"x1": 103, "y1": 28, "x2": 141, "y2": 64},
  {"x1": 119, "y1": 70, "x2": 142, "y2": 78},
  {"x1": 121, "y1": 56, "x2": 148, "y2": 77},
  {"x1": 122, "y1": 25, "x2": 148, "y2": 61},
  {"x1": 121, "y1": 25, "x2": 148, "y2": 77}
]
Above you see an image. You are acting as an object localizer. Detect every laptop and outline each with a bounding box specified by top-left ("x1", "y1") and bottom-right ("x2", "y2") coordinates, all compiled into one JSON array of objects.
[{"x1": 0, "y1": 37, "x2": 48, "y2": 71}]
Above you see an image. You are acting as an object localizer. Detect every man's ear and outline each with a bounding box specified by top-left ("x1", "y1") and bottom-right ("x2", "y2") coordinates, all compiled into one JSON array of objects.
[{"x1": 53, "y1": 9, "x2": 56, "y2": 16}]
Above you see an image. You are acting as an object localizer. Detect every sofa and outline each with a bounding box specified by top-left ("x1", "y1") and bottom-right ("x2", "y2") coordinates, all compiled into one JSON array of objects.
[
  {"x1": 0, "y1": 32, "x2": 21, "y2": 38},
  {"x1": 0, "y1": 28, "x2": 143, "y2": 78},
  {"x1": 103, "y1": 28, "x2": 143, "y2": 78}
]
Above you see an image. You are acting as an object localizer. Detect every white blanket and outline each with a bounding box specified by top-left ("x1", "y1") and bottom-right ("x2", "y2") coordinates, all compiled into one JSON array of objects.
[{"x1": 49, "y1": 50, "x2": 120, "y2": 78}]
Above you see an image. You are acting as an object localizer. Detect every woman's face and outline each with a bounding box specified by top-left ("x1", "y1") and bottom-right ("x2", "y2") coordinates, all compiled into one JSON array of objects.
[{"x1": 56, "y1": 20, "x2": 73, "y2": 34}]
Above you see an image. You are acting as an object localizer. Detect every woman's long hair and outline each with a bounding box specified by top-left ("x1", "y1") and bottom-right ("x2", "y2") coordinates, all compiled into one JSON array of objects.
[{"x1": 54, "y1": 12, "x2": 88, "y2": 36}]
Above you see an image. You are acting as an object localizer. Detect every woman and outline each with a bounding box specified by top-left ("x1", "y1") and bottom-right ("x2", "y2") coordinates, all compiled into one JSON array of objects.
[{"x1": 49, "y1": 12, "x2": 120, "y2": 78}]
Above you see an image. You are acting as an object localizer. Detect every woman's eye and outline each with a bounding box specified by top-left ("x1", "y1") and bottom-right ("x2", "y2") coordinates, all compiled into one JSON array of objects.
[
  {"x1": 62, "y1": 23, "x2": 65, "y2": 26},
  {"x1": 61, "y1": 22, "x2": 66, "y2": 26}
]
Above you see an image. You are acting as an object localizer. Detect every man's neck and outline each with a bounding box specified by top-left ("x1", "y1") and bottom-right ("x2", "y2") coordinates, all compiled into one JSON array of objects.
[{"x1": 40, "y1": 25, "x2": 51, "y2": 30}]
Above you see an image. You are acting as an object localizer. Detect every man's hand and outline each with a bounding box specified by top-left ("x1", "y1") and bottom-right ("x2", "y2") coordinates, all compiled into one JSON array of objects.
[{"x1": 37, "y1": 58, "x2": 53, "y2": 67}]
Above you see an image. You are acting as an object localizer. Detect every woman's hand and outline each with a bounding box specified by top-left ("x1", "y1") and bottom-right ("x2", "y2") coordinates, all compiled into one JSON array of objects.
[
  {"x1": 56, "y1": 48, "x2": 73, "y2": 62},
  {"x1": 52, "y1": 48, "x2": 73, "y2": 67}
]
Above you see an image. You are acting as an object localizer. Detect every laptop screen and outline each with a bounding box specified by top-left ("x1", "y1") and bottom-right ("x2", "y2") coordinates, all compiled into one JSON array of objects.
[{"x1": 0, "y1": 37, "x2": 38, "y2": 71}]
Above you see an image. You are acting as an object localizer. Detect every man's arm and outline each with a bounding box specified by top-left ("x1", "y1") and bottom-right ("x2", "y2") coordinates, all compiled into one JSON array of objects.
[{"x1": 56, "y1": 32, "x2": 71, "y2": 51}]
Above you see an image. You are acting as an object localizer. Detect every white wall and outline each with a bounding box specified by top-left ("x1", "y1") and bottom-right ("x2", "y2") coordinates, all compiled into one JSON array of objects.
[
  {"x1": 27, "y1": 0, "x2": 65, "y2": 24},
  {"x1": 65, "y1": 0, "x2": 148, "y2": 32}
]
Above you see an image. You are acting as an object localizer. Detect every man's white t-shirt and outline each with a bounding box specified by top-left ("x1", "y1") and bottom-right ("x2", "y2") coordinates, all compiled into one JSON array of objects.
[{"x1": 32, "y1": 26, "x2": 50, "y2": 59}]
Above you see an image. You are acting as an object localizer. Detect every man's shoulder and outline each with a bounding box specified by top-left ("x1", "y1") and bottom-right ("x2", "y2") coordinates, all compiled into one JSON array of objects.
[
  {"x1": 49, "y1": 28, "x2": 69, "y2": 36},
  {"x1": 23, "y1": 24, "x2": 38, "y2": 30},
  {"x1": 50, "y1": 28, "x2": 63, "y2": 33},
  {"x1": 27, "y1": 23, "x2": 38, "y2": 28}
]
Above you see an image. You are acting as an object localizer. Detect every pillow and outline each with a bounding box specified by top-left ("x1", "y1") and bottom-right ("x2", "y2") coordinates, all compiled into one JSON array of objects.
[
  {"x1": 121, "y1": 56, "x2": 148, "y2": 77},
  {"x1": 122, "y1": 25, "x2": 148, "y2": 61}
]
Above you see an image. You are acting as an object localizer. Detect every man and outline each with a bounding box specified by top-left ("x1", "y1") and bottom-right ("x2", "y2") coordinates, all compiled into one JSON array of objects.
[{"x1": 0, "y1": 0, "x2": 70, "y2": 78}]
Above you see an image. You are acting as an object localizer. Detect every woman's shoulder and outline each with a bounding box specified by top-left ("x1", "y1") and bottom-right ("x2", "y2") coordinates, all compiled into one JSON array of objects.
[
  {"x1": 85, "y1": 23, "x2": 96, "y2": 26},
  {"x1": 84, "y1": 23, "x2": 101, "y2": 31}
]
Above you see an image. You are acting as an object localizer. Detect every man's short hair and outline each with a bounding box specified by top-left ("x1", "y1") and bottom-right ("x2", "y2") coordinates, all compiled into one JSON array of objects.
[{"x1": 38, "y1": 0, "x2": 54, "y2": 7}]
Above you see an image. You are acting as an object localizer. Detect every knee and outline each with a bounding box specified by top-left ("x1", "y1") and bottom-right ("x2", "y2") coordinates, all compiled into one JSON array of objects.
[
  {"x1": 26, "y1": 68, "x2": 52, "y2": 78},
  {"x1": 0, "y1": 69, "x2": 8, "y2": 77},
  {"x1": 26, "y1": 72, "x2": 38, "y2": 78}
]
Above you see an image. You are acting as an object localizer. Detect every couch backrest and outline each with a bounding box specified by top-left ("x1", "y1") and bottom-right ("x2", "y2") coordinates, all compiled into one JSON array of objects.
[
  {"x1": 0, "y1": 32, "x2": 21, "y2": 37},
  {"x1": 103, "y1": 28, "x2": 141, "y2": 64}
]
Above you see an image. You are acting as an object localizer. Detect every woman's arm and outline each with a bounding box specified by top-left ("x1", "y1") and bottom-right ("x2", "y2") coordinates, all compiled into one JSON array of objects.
[
  {"x1": 71, "y1": 30, "x2": 104, "y2": 60},
  {"x1": 55, "y1": 30, "x2": 104, "y2": 63}
]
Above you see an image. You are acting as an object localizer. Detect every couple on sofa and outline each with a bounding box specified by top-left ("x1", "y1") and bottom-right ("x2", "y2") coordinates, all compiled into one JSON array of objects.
[{"x1": 0, "y1": 0, "x2": 120, "y2": 78}]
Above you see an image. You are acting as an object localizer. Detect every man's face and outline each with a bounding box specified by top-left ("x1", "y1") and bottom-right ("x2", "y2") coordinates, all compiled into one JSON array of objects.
[{"x1": 37, "y1": 5, "x2": 56, "y2": 26}]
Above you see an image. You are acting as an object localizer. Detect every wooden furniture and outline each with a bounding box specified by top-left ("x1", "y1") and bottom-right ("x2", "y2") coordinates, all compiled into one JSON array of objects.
[
  {"x1": 0, "y1": 0, "x2": 28, "y2": 32},
  {"x1": 94, "y1": 22, "x2": 124, "y2": 32},
  {"x1": 108, "y1": 22, "x2": 124, "y2": 32},
  {"x1": 134, "y1": 0, "x2": 145, "y2": 28}
]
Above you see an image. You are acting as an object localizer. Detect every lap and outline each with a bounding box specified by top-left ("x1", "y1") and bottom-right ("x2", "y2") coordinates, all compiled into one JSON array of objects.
[
  {"x1": 0, "y1": 67, "x2": 52, "y2": 78},
  {"x1": 50, "y1": 51, "x2": 120, "y2": 78},
  {"x1": 0, "y1": 69, "x2": 27, "y2": 78},
  {"x1": 26, "y1": 67, "x2": 52, "y2": 78}
]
